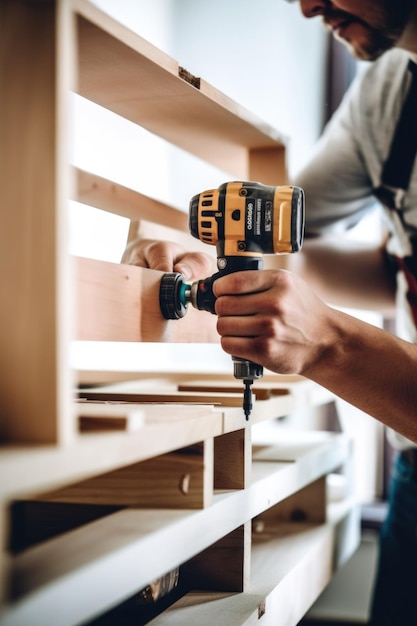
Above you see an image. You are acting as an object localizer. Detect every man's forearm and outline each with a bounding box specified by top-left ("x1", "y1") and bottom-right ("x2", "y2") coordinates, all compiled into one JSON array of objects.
[
  {"x1": 288, "y1": 237, "x2": 396, "y2": 314},
  {"x1": 213, "y1": 269, "x2": 416, "y2": 444},
  {"x1": 303, "y1": 307, "x2": 417, "y2": 444}
]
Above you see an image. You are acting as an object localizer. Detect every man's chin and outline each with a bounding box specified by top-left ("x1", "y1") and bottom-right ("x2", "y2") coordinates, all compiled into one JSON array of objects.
[{"x1": 333, "y1": 28, "x2": 392, "y2": 61}]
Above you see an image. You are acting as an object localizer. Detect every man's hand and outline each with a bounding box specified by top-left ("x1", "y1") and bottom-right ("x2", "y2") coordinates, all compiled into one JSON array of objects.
[
  {"x1": 213, "y1": 269, "x2": 334, "y2": 377},
  {"x1": 121, "y1": 238, "x2": 215, "y2": 280},
  {"x1": 213, "y1": 268, "x2": 417, "y2": 444}
]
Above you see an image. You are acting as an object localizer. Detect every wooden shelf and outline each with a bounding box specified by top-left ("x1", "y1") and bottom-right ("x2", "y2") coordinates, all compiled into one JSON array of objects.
[
  {"x1": 148, "y1": 500, "x2": 359, "y2": 626},
  {"x1": 0, "y1": 405, "x2": 220, "y2": 501},
  {"x1": 74, "y1": 0, "x2": 287, "y2": 180},
  {"x1": 0, "y1": 1, "x2": 358, "y2": 624},
  {"x1": 75, "y1": 169, "x2": 190, "y2": 230},
  {"x1": 0, "y1": 377, "x2": 299, "y2": 501},
  {"x1": 0, "y1": 433, "x2": 354, "y2": 626}
]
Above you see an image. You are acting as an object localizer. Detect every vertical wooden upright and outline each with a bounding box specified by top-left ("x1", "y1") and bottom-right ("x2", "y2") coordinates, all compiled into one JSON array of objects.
[{"x1": 0, "y1": 0, "x2": 74, "y2": 444}]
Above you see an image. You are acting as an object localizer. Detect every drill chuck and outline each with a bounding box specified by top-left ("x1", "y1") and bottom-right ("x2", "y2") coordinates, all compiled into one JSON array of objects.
[
  {"x1": 159, "y1": 272, "x2": 216, "y2": 318},
  {"x1": 159, "y1": 272, "x2": 190, "y2": 319},
  {"x1": 233, "y1": 357, "x2": 263, "y2": 421},
  {"x1": 232, "y1": 356, "x2": 263, "y2": 381}
]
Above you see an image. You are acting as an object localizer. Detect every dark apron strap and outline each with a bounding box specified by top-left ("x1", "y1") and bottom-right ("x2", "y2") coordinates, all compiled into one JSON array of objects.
[
  {"x1": 374, "y1": 60, "x2": 417, "y2": 210},
  {"x1": 381, "y1": 60, "x2": 417, "y2": 192},
  {"x1": 373, "y1": 60, "x2": 417, "y2": 327}
]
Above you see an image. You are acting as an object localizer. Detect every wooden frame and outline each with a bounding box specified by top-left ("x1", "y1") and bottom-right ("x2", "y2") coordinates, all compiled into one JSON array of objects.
[{"x1": 0, "y1": 2, "x2": 358, "y2": 624}]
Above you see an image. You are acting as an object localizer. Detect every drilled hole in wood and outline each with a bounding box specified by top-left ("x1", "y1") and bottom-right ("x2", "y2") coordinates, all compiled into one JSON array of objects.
[
  {"x1": 179, "y1": 473, "x2": 191, "y2": 495},
  {"x1": 258, "y1": 600, "x2": 266, "y2": 618}
]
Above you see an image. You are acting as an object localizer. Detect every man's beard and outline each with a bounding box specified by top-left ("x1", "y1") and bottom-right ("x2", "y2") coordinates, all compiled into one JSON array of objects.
[
  {"x1": 323, "y1": 0, "x2": 416, "y2": 61},
  {"x1": 337, "y1": 28, "x2": 400, "y2": 61}
]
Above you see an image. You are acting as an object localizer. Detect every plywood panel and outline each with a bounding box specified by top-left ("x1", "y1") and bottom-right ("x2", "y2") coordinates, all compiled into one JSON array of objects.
[
  {"x1": 182, "y1": 523, "x2": 251, "y2": 592},
  {"x1": 36, "y1": 442, "x2": 214, "y2": 509},
  {"x1": 74, "y1": 256, "x2": 219, "y2": 343},
  {"x1": 214, "y1": 430, "x2": 251, "y2": 490},
  {"x1": 0, "y1": 0, "x2": 74, "y2": 443},
  {"x1": 74, "y1": 2, "x2": 286, "y2": 178},
  {"x1": 76, "y1": 169, "x2": 190, "y2": 230},
  {"x1": 0, "y1": 404, "x2": 222, "y2": 502},
  {"x1": 249, "y1": 146, "x2": 287, "y2": 185}
]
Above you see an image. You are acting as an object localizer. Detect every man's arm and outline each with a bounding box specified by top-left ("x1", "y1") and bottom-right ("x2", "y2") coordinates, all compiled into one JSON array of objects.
[
  {"x1": 287, "y1": 235, "x2": 397, "y2": 314},
  {"x1": 213, "y1": 269, "x2": 417, "y2": 444}
]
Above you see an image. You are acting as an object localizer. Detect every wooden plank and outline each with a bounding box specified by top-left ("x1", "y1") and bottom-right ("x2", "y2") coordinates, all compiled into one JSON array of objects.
[
  {"x1": 249, "y1": 146, "x2": 287, "y2": 185},
  {"x1": 34, "y1": 441, "x2": 214, "y2": 510},
  {"x1": 0, "y1": 405, "x2": 223, "y2": 501},
  {"x1": 148, "y1": 503, "x2": 359, "y2": 626},
  {"x1": 254, "y1": 476, "x2": 327, "y2": 526},
  {"x1": 75, "y1": 168, "x2": 189, "y2": 230},
  {"x1": 77, "y1": 401, "x2": 146, "y2": 432},
  {"x1": 1, "y1": 438, "x2": 352, "y2": 625},
  {"x1": 74, "y1": 370, "x2": 305, "y2": 388},
  {"x1": 78, "y1": 389, "x2": 244, "y2": 407},
  {"x1": 214, "y1": 429, "x2": 251, "y2": 490},
  {"x1": 222, "y1": 394, "x2": 296, "y2": 432},
  {"x1": 0, "y1": 0, "x2": 74, "y2": 444},
  {"x1": 74, "y1": 256, "x2": 219, "y2": 343},
  {"x1": 74, "y1": 1, "x2": 286, "y2": 178},
  {"x1": 9, "y1": 501, "x2": 122, "y2": 554},
  {"x1": 178, "y1": 380, "x2": 290, "y2": 400},
  {"x1": 182, "y1": 523, "x2": 251, "y2": 593}
]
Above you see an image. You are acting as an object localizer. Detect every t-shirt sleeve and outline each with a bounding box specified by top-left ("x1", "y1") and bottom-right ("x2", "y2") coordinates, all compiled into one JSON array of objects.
[{"x1": 292, "y1": 73, "x2": 377, "y2": 236}]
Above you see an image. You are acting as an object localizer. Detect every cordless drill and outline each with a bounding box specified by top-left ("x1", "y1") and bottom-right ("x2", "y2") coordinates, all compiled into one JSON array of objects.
[{"x1": 159, "y1": 180, "x2": 305, "y2": 419}]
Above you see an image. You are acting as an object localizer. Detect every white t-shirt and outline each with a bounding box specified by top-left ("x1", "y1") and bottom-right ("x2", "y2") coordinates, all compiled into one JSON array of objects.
[{"x1": 294, "y1": 49, "x2": 417, "y2": 449}]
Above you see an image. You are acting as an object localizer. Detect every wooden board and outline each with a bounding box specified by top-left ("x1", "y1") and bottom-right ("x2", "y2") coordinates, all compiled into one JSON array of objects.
[
  {"x1": 0, "y1": 0, "x2": 74, "y2": 444},
  {"x1": 214, "y1": 429, "x2": 251, "y2": 490},
  {"x1": 78, "y1": 389, "x2": 244, "y2": 407},
  {"x1": 154, "y1": 503, "x2": 359, "y2": 626},
  {"x1": 182, "y1": 524, "x2": 251, "y2": 593},
  {"x1": 2, "y1": 436, "x2": 352, "y2": 626},
  {"x1": 0, "y1": 405, "x2": 223, "y2": 501},
  {"x1": 74, "y1": 1, "x2": 287, "y2": 180},
  {"x1": 34, "y1": 441, "x2": 213, "y2": 510},
  {"x1": 178, "y1": 380, "x2": 290, "y2": 400},
  {"x1": 77, "y1": 401, "x2": 146, "y2": 431},
  {"x1": 74, "y1": 256, "x2": 219, "y2": 343},
  {"x1": 76, "y1": 168, "x2": 189, "y2": 229}
]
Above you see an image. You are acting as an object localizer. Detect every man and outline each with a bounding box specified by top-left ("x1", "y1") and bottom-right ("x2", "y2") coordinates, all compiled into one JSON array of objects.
[{"x1": 122, "y1": 1, "x2": 417, "y2": 623}]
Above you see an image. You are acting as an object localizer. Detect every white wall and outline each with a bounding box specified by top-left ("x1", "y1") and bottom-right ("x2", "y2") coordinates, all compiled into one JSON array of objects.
[
  {"x1": 170, "y1": 0, "x2": 328, "y2": 175},
  {"x1": 90, "y1": 0, "x2": 175, "y2": 50}
]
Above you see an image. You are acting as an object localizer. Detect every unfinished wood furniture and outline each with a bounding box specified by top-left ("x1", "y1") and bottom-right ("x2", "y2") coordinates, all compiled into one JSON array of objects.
[{"x1": 0, "y1": 1, "x2": 359, "y2": 624}]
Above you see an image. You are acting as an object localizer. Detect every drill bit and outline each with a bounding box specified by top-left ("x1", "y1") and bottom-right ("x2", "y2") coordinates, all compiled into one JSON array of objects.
[{"x1": 243, "y1": 379, "x2": 254, "y2": 420}]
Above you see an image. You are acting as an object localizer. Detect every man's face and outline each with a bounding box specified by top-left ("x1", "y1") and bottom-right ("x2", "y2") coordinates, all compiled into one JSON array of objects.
[{"x1": 298, "y1": 0, "x2": 416, "y2": 60}]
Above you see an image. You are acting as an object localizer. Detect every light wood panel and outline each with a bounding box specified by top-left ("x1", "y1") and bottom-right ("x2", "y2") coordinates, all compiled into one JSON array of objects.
[
  {"x1": 214, "y1": 429, "x2": 251, "y2": 490},
  {"x1": 0, "y1": 405, "x2": 222, "y2": 502},
  {"x1": 74, "y1": 1, "x2": 286, "y2": 178},
  {"x1": 76, "y1": 169, "x2": 190, "y2": 230},
  {"x1": 33, "y1": 441, "x2": 214, "y2": 510},
  {"x1": 1, "y1": 436, "x2": 353, "y2": 626},
  {"x1": 249, "y1": 146, "x2": 287, "y2": 185},
  {"x1": 148, "y1": 503, "x2": 358, "y2": 626},
  {"x1": 78, "y1": 388, "x2": 244, "y2": 407},
  {"x1": 255, "y1": 476, "x2": 327, "y2": 525},
  {"x1": 0, "y1": 0, "x2": 74, "y2": 444},
  {"x1": 74, "y1": 256, "x2": 219, "y2": 342},
  {"x1": 0, "y1": 2, "x2": 354, "y2": 622},
  {"x1": 183, "y1": 523, "x2": 251, "y2": 593},
  {"x1": 178, "y1": 380, "x2": 290, "y2": 400}
]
